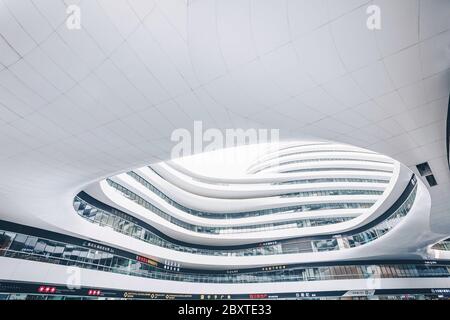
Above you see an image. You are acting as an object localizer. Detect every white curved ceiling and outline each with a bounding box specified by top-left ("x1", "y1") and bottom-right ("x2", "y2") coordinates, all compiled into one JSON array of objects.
[{"x1": 0, "y1": 0, "x2": 449, "y2": 236}]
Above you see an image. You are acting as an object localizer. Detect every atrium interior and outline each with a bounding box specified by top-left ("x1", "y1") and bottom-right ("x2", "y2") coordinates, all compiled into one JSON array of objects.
[{"x1": 0, "y1": 0, "x2": 449, "y2": 300}]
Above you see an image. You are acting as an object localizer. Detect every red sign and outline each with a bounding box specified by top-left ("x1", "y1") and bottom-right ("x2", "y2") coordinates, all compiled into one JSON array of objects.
[
  {"x1": 136, "y1": 255, "x2": 158, "y2": 266},
  {"x1": 249, "y1": 294, "x2": 268, "y2": 299},
  {"x1": 38, "y1": 286, "x2": 56, "y2": 294},
  {"x1": 88, "y1": 289, "x2": 102, "y2": 296}
]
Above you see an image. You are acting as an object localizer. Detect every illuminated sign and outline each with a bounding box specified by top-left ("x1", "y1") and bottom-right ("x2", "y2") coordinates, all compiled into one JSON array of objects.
[
  {"x1": 431, "y1": 289, "x2": 450, "y2": 294},
  {"x1": 226, "y1": 270, "x2": 238, "y2": 274},
  {"x1": 249, "y1": 294, "x2": 268, "y2": 299},
  {"x1": 38, "y1": 286, "x2": 56, "y2": 294},
  {"x1": 123, "y1": 291, "x2": 193, "y2": 299},
  {"x1": 82, "y1": 241, "x2": 114, "y2": 254},
  {"x1": 88, "y1": 289, "x2": 102, "y2": 296},
  {"x1": 136, "y1": 255, "x2": 158, "y2": 267},
  {"x1": 261, "y1": 241, "x2": 277, "y2": 247},
  {"x1": 296, "y1": 292, "x2": 317, "y2": 298},
  {"x1": 261, "y1": 265, "x2": 286, "y2": 272},
  {"x1": 344, "y1": 290, "x2": 375, "y2": 297},
  {"x1": 163, "y1": 260, "x2": 181, "y2": 271}
]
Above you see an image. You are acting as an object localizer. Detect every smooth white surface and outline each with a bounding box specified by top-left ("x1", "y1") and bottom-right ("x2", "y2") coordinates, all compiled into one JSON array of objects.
[{"x1": 0, "y1": 0, "x2": 449, "y2": 287}]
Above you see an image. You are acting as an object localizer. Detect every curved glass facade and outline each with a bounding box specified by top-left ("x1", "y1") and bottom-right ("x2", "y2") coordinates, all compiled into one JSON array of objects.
[
  {"x1": 76, "y1": 195, "x2": 352, "y2": 236},
  {"x1": 273, "y1": 178, "x2": 390, "y2": 185},
  {"x1": 105, "y1": 178, "x2": 374, "y2": 234},
  {"x1": 0, "y1": 0, "x2": 447, "y2": 301},
  {"x1": 279, "y1": 190, "x2": 383, "y2": 198},
  {"x1": 0, "y1": 221, "x2": 449, "y2": 285},
  {"x1": 282, "y1": 168, "x2": 393, "y2": 174},
  {"x1": 432, "y1": 239, "x2": 450, "y2": 251},
  {"x1": 129, "y1": 171, "x2": 378, "y2": 214},
  {"x1": 253, "y1": 157, "x2": 393, "y2": 173},
  {"x1": 73, "y1": 175, "x2": 417, "y2": 257},
  {"x1": 108, "y1": 177, "x2": 374, "y2": 221},
  {"x1": 252, "y1": 148, "x2": 379, "y2": 166}
]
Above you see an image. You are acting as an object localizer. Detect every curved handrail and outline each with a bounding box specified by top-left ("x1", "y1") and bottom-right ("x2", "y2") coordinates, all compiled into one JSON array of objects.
[{"x1": 73, "y1": 175, "x2": 417, "y2": 256}]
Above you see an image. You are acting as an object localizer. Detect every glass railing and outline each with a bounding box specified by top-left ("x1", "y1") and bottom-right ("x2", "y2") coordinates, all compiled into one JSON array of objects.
[
  {"x1": 282, "y1": 168, "x2": 393, "y2": 174},
  {"x1": 73, "y1": 176, "x2": 417, "y2": 257},
  {"x1": 0, "y1": 223, "x2": 448, "y2": 285},
  {"x1": 432, "y1": 239, "x2": 450, "y2": 251},
  {"x1": 342, "y1": 182, "x2": 416, "y2": 249},
  {"x1": 279, "y1": 189, "x2": 383, "y2": 198},
  {"x1": 150, "y1": 168, "x2": 385, "y2": 200},
  {"x1": 250, "y1": 148, "x2": 379, "y2": 168},
  {"x1": 76, "y1": 189, "x2": 353, "y2": 235},
  {"x1": 273, "y1": 178, "x2": 390, "y2": 185},
  {"x1": 117, "y1": 173, "x2": 374, "y2": 220},
  {"x1": 253, "y1": 157, "x2": 393, "y2": 174}
]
